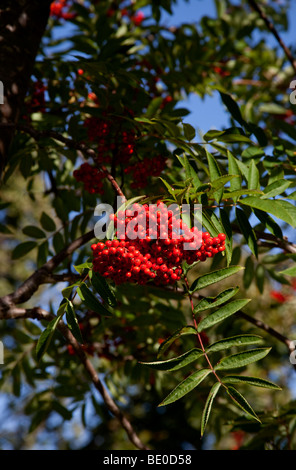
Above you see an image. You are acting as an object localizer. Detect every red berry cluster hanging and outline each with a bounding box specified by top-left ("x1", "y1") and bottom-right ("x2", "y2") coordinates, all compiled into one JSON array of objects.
[
  {"x1": 50, "y1": 0, "x2": 76, "y2": 20},
  {"x1": 73, "y1": 162, "x2": 106, "y2": 195},
  {"x1": 83, "y1": 115, "x2": 136, "y2": 166},
  {"x1": 24, "y1": 80, "x2": 46, "y2": 117},
  {"x1": 92, "y1": 201, "x2": 226, "y2": 285},
  {"x1": 124, "y1": 155, "x2": 167, "y2": 189}
]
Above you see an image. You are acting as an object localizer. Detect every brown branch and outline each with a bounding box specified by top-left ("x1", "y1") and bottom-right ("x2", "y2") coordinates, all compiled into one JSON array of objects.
[
  {"x1": 247, "y1": 0, "x2": 296, "y2": 74},
  {"x1": 236, "y1": 310, "x2": 295, "y2": 355},
  {"x1": 0, "y1": 1, "x2": 51, "y2": 177},
  {"x1": 0, "y1": 306, "x2": 149, "y2": 450},
  {"x1": 60, "y1": 322, "x2": 149, "y2": 450},
  {"x1": 0, "y1": 229, "x2": 95, "y2": 311},
  {"x1": 232, "y1": 224, "x2": 296, "y2": 255},
  {"x1": 254, "y1": 230, "x2": 296, "y2": 255}
]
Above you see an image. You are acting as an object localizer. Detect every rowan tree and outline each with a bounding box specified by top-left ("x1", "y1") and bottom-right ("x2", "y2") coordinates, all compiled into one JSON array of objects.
[{"x1": 1, "y1": 0, "x2": 296, "y2": 450}]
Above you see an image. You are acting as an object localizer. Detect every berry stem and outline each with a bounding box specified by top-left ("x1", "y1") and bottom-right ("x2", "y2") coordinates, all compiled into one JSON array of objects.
[{"x1": 184, "y1": 277, "x2": 225, "y2": 386}]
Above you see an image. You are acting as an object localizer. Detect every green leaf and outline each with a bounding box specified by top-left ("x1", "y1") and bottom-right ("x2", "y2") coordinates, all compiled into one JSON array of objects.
[
  {"x1": 197, "y1": 299, "x2": 251, "y2": 332},
  {"x1": 206, "y1": 150, "x2": 223, "y2": 203},
  {"x1": 206, "y1": 334, "x2": 263, "y2": 353},
  {"x1": 53, "y1": 232, "x2": 65, "y2": 253},
  {"x1": 223, "y1": 375, "x2": 281, "y2": 390},
  {"x1": 235, "y1": 159, "x2": 250, "y2": 180},
  {"x1": 40, "y1": 212, "x2": 56, "y2": 232},
  {"x1": 240, "y1": 197, "x2": 296, "y2": 228},
  {"x1": 242, "y1": 147, "x2": 265, "y2": 159},
  {"x1": 89, "y1": 270, "x2": 116, "y2": 307},
  {"x1": 236, "y1": 208, "x2": 258, "y2": 257},
  {"x1": 255, "y1": 264, "x2": 265, "y2": 294},
  {"x1": 157, "y1": 326, "x2": 197, "y2": 358},
  {"x1": 226, "y1": 386, "x2": 261, "y2": 422},
  {"x1": 219, "y1": 208, "x2": 233, "y2": 266},
  {"x1": 183, "y1": 123, "x2": 196, "y2": 141},
  {"x1": 243, "y1": 256, "x2": 254, "y2": 289},
  {"x1": 12, "y1": 241, "x2": 37, "y2": 259},
  {"x1": 145, "y1": 97, "x2": 163, "y2": 118},
  {"x1": 66, "y1": 301, "x2": 83, "y2": 344},
  {"x1": 259, "y1": 103, "x2": 287, "y2": 114},
  {"x1": 22, "y1": 225, "x2": 46, "y2": 239},
  {"x1": 140, "y1": 348, "x2": 203, "y2": 371},
  {"x1": 76, "y1": 283, "x2": 112, "y2": 316},
  {"x1": 248, "y1": 160, "x2": 260, "y2": 190},
  {"x1": 219, "y1": 92, "x2": 245, "y2": 127},
  {"x1": 193, "y1": 287, "x2": 240, "y2": 313},
  {"x1": 224, "y1": 189, "x2": 263, "y2": 200},
  {"x1": 73, "y1": 262, "x2": 92, "y2": 274},
  {"x1": 201, "y1": 382, "x2": 221, "y2": 436},
  {"x1": 279, "y1": 264, "x2": 296, "y2": 276},
  {"x1": 190, "y1": 266, "x2": 244, "y2": 293},
  {"x1": 207, "y1": 175, "x2": 238, "y2": 195},
  {"x1": 262, "y1": 179, "x2": 291, "y2": 199},
  {"x1": 62, "y1": 282, "x2": 80, "y2": 299},
  {"x1": 37, "y1": 241, "x2": 49, "y2": 267},
  {"x1": 159, "y1": 177, "x2": 177, "y2": 200},
  {"x1": 253, "y1": 209, "x2": 283, "y2": 239},
  {"x1": 176, "y1": 154, "x2": 201, "y2": 188},
  {"x1": 36, "y1": 309, "x2": 65, "y2": 362},
  {"x1": 227, "y1": 151, "x2": 241, "y2": 202},
  {"x1": 158, "y1": 369, "x2": 211, "y2": 406},
  {"x1": 215, "y1": 348, "x2": 271, "y2": 371}
]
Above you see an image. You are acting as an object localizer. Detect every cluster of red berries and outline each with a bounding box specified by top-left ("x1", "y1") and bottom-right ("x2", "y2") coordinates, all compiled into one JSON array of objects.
[
  {"x1": 91, "y1": 202, "x2": 226, "y2": 285},
  {"x1": 50, "y1": 0, "x2": 75, "y2": 20},
  {"x1": 124, "y1": 155, "x2": 167, "y2": 189},
  {"x1": 107, "y1": 7, "x2": 145, "y2": 26},
  {"x1": 26, "y1": 80, "x2": 46, "y2": 115},
  {"x1": 73, "y1": 162, "x2": 105, "y2": 194},
  {"x1": 160, "y1": 95, "x2": 174, "y2": 109},
  {"x1": 130, "y1": 11, "x2": 145, "y2": 26},
  {"x1": 83, "y1": 116, "x2": 136, "y2": 166}
]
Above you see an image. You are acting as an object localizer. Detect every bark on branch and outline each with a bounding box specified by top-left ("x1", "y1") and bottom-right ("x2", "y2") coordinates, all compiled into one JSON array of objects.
[
  {"x1": 247, "y1": 0, "x2": 296, "y2": 74},
  {"x1": 0, "y1": 1, "x2": 51, "y2": 177},
  {"x1": 0, "y1": 229, "x2": 95, "y2": 311}
]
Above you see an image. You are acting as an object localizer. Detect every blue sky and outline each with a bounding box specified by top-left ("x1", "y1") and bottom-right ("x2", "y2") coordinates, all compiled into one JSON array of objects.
[
  {"x1": 49, "y1": 0, "x2": 296, "y2": 133},
  {"x1": 160, "y1": 0, "x2": 296, "y2": 133}
]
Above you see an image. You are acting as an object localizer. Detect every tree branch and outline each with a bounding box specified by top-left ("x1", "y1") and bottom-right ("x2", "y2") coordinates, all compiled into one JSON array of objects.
[
  {"x1": 1, "y1": 122, "x2": 127, "y2": 200},
  {"x1": 232, "y1": 224, "x2": 296, "y2": 255},
  {"x1": 0, "y1": 229, "x2": 95, "y2": 311},
  {"x1": 0, "y1": 1, "x2": 51, "y2": 177},
  {"x1": 247, "y1": 0, "x2": 296, "y2": 74},
  {"x1": 236, "y1": 310, "x2": 296, "y2": 355},
  {"x1": 0, "y1": 306, "x2": 149, "y2": 450}
]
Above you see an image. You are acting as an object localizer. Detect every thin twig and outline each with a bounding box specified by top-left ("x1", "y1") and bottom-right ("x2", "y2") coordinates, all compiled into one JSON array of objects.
[
  {"x1": 184, "y1": 277, "x2": 225, "y2": 385},
  {"x1": 149, "y1": 283, "x2": 296, "y2": 369},
  {"x1": 0, "y1": 306, "x2": 149, "y2": 450},
  {"x1": 0, "y1": 229, "x2": 95, "y2": 311},
  {"x1": 247, "y1": 0, "x2": 296, "y2": 74},
  {"x1": 0, "y1": 122, "x2": 126, "y2": 200}
]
